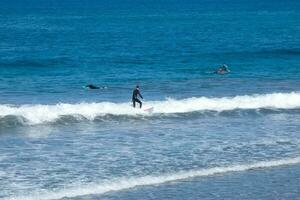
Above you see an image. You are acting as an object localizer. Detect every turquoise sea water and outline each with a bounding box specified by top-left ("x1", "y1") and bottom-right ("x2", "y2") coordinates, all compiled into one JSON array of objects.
[{"x1": 0, "y1": 0, "x2": 300, "y2": 199}]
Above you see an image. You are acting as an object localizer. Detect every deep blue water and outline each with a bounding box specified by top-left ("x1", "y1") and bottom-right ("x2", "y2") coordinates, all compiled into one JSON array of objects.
[{"x1": 0, "y1": 0, "x2": 300, "y2": 200}]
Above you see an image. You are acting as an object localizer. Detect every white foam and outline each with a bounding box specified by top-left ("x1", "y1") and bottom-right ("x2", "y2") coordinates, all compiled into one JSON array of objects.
[
  {"x1": 7, "y1": 157, "x2": 300, "y2": 200},
  {"x1": 0, "y1": 92, "x2": 299, "y2": 124}
]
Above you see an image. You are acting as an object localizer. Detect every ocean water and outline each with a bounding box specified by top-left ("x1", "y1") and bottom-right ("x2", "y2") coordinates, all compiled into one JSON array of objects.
[{"x1": 0, "y1": 0, "x2": 300, "y2": 199}]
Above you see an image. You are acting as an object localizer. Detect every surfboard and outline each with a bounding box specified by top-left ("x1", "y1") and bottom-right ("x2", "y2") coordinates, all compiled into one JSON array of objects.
[{"x1": 144, "y1": 107, "x2": 154, "y2": 114}]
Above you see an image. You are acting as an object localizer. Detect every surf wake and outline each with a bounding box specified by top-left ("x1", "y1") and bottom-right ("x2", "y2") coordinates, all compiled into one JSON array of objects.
[
  {"x1": 0, "y1": 92, "x2": 299, "y2": 125},
  {"x1": 7, "y1": 157, "x2": 300, "y2": 200}
]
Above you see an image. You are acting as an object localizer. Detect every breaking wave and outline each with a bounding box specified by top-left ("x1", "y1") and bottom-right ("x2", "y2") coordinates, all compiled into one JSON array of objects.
[
  {"x1": 7, "y1": 157, "x2": 300, "y2": 200},
  {"x1": 0, "y1": 92, "x2": 299, "y2": 125}
]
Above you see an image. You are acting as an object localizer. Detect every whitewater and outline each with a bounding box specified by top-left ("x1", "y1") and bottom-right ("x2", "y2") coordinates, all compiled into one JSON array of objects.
[
  {"x1": 0, "y1": 92, "x2": 299, "y2": 125},
  {"x1": 6, "y1": 157, "x2": 300, "y2": 200}
]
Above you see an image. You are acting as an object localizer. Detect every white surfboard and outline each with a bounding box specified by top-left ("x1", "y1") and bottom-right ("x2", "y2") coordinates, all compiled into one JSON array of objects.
[{"x1": 144, "y1": 107, "x2": 154, "y2": 114}]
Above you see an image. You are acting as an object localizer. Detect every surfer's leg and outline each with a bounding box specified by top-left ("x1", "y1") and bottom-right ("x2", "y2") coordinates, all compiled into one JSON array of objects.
[
  {"x1": 136, "y1": 99, "x2": 142, "y2": 108},
  {"x1": 132, "y1": 99, "x2": 136, "y2": 108}
]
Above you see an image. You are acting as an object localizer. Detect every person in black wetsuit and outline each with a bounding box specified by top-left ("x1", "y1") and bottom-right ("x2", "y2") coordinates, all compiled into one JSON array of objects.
[
  {"x1": 215, "y1": 64, "x2": 230, "y2": 74},
  {"x1": 220, "y1": 64, "x2": 229, "y2": 72},
  {"x1": 132, "y1": 85, "x2": 143, "y2": 108},
  {"x1": 85, "y1": 84, "x2": 100, "y2": 89}
]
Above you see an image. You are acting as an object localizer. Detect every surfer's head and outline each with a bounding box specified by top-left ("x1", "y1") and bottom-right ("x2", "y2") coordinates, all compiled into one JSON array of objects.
[{"x1": 136, "y1": 85, "x2": 140, "y2": 89}]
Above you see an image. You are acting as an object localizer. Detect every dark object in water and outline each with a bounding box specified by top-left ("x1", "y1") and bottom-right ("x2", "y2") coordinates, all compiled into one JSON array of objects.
[
  {"x1": 215, "y1": 64, "x2": 230, "y2": 75},
  {"x1": 85, "y1": 84, "x2": 100, "y2": 89}
]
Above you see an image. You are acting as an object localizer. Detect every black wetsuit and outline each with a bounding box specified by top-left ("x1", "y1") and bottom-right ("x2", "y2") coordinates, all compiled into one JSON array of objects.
[
  {"x1": 132, "y1": 89, "x2": 143, "y2": 108},
  {"x1": 86, "y1": 84, "x2": 99, "y2": 89}
]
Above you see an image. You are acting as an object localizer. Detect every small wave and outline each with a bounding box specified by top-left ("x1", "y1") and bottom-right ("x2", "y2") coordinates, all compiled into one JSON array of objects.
[
  {"x1": 0, "y1": 115, "x2": 28, "y2": 128},
  {"x1": 0, "y1": 57, "x2": 72, "y2": 68},
  {"x1": 221, "y1": 48, "x2": 300, "y2": 57},
  {"x1": 7, "y1": 157, "x2": 300, "y2": 200},
  {"x1": 0, "y1": 92, "x2": 299, "y2": 125}
]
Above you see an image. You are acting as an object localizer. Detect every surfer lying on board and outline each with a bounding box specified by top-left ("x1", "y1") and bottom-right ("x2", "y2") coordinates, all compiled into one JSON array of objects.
[
  {"x1": 215, "y1": 64, "x2": 230, "y2": 74},
  {"x1": 132, "y1": 85, "x2": 143, "y2": 108},
  {"x1": 83, "y1": 84, "x2": 108, "y2": 90},
  {"x1": 85, "y1": 84, "x2": 100, "y2": 89}
]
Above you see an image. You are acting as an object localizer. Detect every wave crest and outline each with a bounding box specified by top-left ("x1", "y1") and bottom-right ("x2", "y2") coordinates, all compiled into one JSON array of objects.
[{"x1": 0, "y1": 92, "x2": 299, "y2": 125}]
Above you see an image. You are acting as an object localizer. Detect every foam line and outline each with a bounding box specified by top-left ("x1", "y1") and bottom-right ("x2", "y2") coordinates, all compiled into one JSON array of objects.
[
  {"x1": 0, "y1": 92, "x2": 299, "y2": 124},
  {"x1": 7, "y1": 157, "x2": 300, "y2": 200}
]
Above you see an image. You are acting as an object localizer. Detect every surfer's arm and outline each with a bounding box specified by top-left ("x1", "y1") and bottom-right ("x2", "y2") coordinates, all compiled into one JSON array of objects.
[{"x1": 138, "y1": 92, "x2": 143, "y2": 99}]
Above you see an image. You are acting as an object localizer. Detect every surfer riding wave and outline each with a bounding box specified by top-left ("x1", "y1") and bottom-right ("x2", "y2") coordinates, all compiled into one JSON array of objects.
[{"x1": 132, "y1": 85, "x2": 143, "y2": 108}]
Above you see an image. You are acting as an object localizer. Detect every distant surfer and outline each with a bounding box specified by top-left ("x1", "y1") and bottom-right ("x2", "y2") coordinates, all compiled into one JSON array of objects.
[
  {"x1": 215, "y1": 64, "x2": 230, "y2": 74},
  {"x1": 84, "y1": 84, "x2": 108, "y2": 90},
  {"x1": 132, "y1": 85, "x2": 143, "y2": 108},
  {"x1": 85, "y1": 84, "x2": 100, "y2": 89}
]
